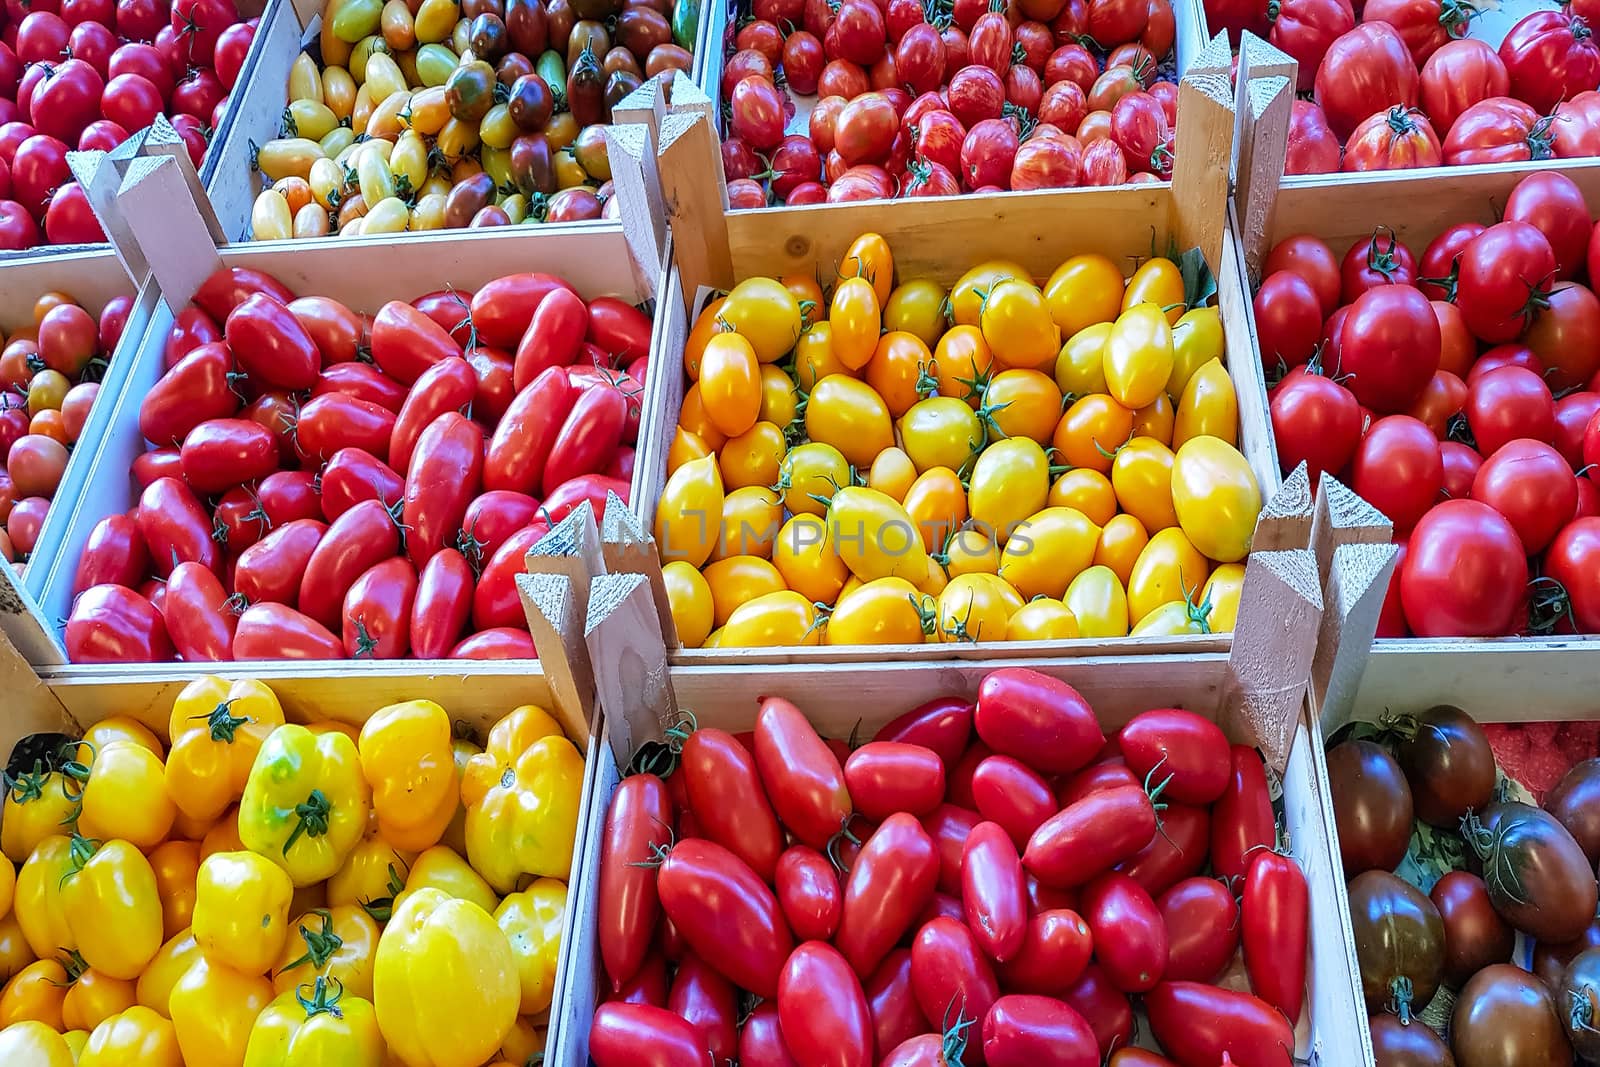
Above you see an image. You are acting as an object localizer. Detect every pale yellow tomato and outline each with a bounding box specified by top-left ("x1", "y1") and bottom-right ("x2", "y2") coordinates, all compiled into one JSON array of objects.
[
  {"x1": 662, "y1": 561, "x2": 714, "y2": 648},
  {"x1": 1064, "y1": 565, "x2": 1130, "y2": 638}
]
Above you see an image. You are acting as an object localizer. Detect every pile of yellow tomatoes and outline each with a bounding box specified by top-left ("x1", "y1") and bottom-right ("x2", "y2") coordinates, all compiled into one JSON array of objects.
[
  {"x1": 654, "y1": 233, "x2": 1264, "y2": 648},
  {"x1": 0, "y1": 676, "x2": 584, "y2": 1067}
]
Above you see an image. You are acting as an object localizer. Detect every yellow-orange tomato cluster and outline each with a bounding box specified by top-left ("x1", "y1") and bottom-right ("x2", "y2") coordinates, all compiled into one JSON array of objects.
[
  {"x1": 0, "y1": 676, "x2": 582, "y2": 1067},
  {"x1": 655, "y1": 234, "x2": 1263, "y2": 649}
]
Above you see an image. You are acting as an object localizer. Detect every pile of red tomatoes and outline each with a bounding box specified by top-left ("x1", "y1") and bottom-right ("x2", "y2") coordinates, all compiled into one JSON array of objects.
[
  {"x1": 1256, "y1": 170, "x2": 1600, "y2": 639},
  {"x1": 0, "y1": 0, "x2": 256, "y2": 249},
  {"x1": 0, "y1": 290, "x2": 131, "y2": 566},
  {"x1": 65, "y1": 262, "x2": 649, "y2": 662},
  {"x1": 590, "y1": 668, "x2": 1310, "y2": 1067},
  {"x1": 716, "y1": 0, "x2": 1184, "y2": 205},
  {"x1": 1212, "y1": 0, "x2": 1600, "y2": 174}
]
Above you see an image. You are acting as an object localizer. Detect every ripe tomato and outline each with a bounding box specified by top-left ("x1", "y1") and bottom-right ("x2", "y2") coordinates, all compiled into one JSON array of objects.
[
  {"x1": 137, "y1": 476, "x2": 217, "y2": 575},
  {"x1": 1080, "y1": 872, "x2": 1166, "y2": 992},
  {"x1": 1264, "y1": 234, "x2": 1340, "y2": 316},
  {"x1": 961, "y1": 820, "x2": 1029, "y2": 962},
  {"x1": 658, "y1": 838, "x2": 793, "y2": 998},
  {"x1": 73, "y1": 513, "x2": 147, "y2": 593},
  {"x1": 1350, "y1": 415, "x2": 1443, "y2": 534},
  {"x1": 1420, "y1": 39, "x2": 1508, "y2": 141},
  {"x1": 29, "y1": 59, "x2": 102, "y2": 144},
  {"x1": 1160, "y1": 877, "x2": 1241, "y2": 982},
  {"x1": 1466, "y1": 364, "x2": 1555, "y2": 456},
  {"x1": 911, "y1": 917, "x2": 1000, "y2": 1029},
  {"x1": 66, "y1": 585, "x2": 173, "y2": 662},
  {"x1": 976, "y1": 669, "x2": 1103, "y2": 775},
  {"x1": 1471, "y1": 439, "x2": 1576, "y2": 555},
  {"x1": 1523, "y1": 282, "x2": 1600, "y2": 390},
  {"x1": 1338, "y1": 285, "x2": 1440, "y2": 413},
  {"x1": 1365, "y1": 0, "x2": 1472, "y2": 64},
  {"x1": 947, "y1": 65, "x2": 1004, "y2": 128},
  {"x1": 1401, "y1": 498, "x2": 1528, "y2": 636},
  {"x1": 1499, "y1": 10, "x2": 1600, "y2": 114},
  {"x1": 1546, "y1": 517, "x2": 1600, "y2": 631},
  {"x1": 1313, "y1": 23, "x2": 1419, "y2": 139},
  {"x1": 1269, "y1": 370, "x2": 1362, "y2": 484},
  {"x1": 163, "y1": 561, "x2": 236, "y2": 662},
  {"x1": 1284, "y1": 99, "x2": 1341, "y2": 174},
  {"x1": 972, "y1": 755, "x2": 1056, "y2": 852},
  {"x1": 214, "y1": 21, "x2": 254, "y2": 88},
  {"x1": 1252, "y1": 270, "x2": 1323, "y2": 372},
  {"x1": 1342, "y1": 106, "x2": 1441, "y2": 171},
  {"x1": 1060, "y1": 964, "x2": 1133, "y2": 1057},
  {"x1": 1553, "y1": 90, "x2": 1600, "y2": 157},
  {"x1": 961, "y1": 118, "x2": 1019, "y2": 189},
  {"x1": 1443, "y1": 97, "x2": 1553, "y2": 166},
  {"x1": 778, "y1": 943, "x2": 872, "y2": 1067},
  {"x1": 1120, "y1": 707, "x2": 1230, "y2": 804},
  {"x1": 982, "y1": 995, "x2": 1099, "y2": 1067},
  {"x1": 1146, "y1": 983, "x2": 1294, "y2": 1067},
  {"x1": 1506, "y1": 172, "x2": 1591, "y2": 282},
  {"x1": 1268, "y1": 0, "x2": 1353, "y2": 91},
  {"x1": 1341, "y1": 227, "x2": 1416, "y2": 303},
  {"x1": 1417, "y1": 222, "x2": 1486, "y2": 301}
]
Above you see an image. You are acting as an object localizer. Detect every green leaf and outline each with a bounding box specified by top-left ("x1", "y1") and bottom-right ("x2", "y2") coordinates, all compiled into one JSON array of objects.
[{"x1": 1177, "y1": 246, "x2": 1217, "y2": 310}]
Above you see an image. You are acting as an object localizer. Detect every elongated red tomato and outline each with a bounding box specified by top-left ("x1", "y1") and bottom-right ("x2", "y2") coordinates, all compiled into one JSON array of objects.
[
  {"x1": 73, "y1": 513, "x2": 148, "y2": 593},
  {"x1": 1118, "y1": 708, "x2": 1230, "y2": 804},
  {"x1": 139, "y1": 342, "x2": 238, "y2": 446},
  {"x1": 778, "y1": 942, "x2": 874, "y2": 1067},
  {"x1": 469, "y1": 272, "x2": 578, "y2": 348},
  {"x1": 911, "y1": 916, "x2": 999, "y2": 1031},
  {"x1": 972, "y1": 755, "x2": 1058, "y2": 850},
  {"x1": 865, "y1": 949, "x2": 927, "y2": 1057},
  {"x1": 448, "y1": 627, "x2": 537, "y2": 659},
  {"x1": 1159, "y1": 877, "x2": 1240, "y2": 982},
  {"x1": 873, "y1": 698, "x2": 974, "y2": 770},
  {"x1": 836, "y1": 813, "x2": 940, "y2": 978},
  {"x1": 485, "y1": 367, "x2": 576, "y2": 494},
  {"x1": 389, "y1": 357, "x2": 478, "y2": 475},
  {"x1": 163, "y1": 560, "x2": 236, "y2": 661},
  {"x1": 233, "y1": 602, "x2": 344, "y2": 660},
  {"x1": 459, "y1": 491, "x2": 542, "y2": 568},
  {"x1": 1025, "y1": 785, "x2": 1155, "y2": 887},
  {"x1": 343, "y1": 556, "x2": 417, "y2": 658},
  {"x1": 180, "y1": 418, "x2": 278, "y2": 493},
  {"x1": 410, "y1": 548, "x2": 474, "y2": 659},
  {"x1": 514, "y1": 286, "x2": 588, "y2": 389},
  {"x1": 403, "y1": 412, "x2": 484, "y2": 566},
  {"x1": 656, "y1": 838, "x2": 794, "y2": 998},
  {"x1": 1144, "y1": 982, "x2": 1294, "y2": 1067},
  {"x1": 412, "y1": 290, "x2": 474, "y2": 342},
  {"x1": 776, "y1": 846, "x2": 842, "y2": 942},
  {"x1": 236, "y1": 519, "x2": 325, "y2": 607},
  {"x1": 66, "y1": 584, "x2": 173, "y2": 662},
  {"x1": 296, "y1": 393, "x2": 397, "y2": 463},
  {"x1": 669, "y1": 952, "x2": 738, "y2": 1063},
  {"x1": 193, "y1": 266, "x2": 296, "y2": 322},
  {"x1": 683, "y1": 726, "x2": 785, "y2": 882},
  {"x1": 962, "y1": 820, "x2": 1028, "y2": 962},
  {"x1": 1212, "y1": 745, "x2": 1275, "y2": 884},
  {"x1": 588, "y1": 296, "x2": 653, "y2": 360},
  {"x1": 315, "y1": 363, "x2": 408, "y2": 413},
  {"x1": 590, "y1": 1002, "x2": 706, "y2": 1067},
  {"x1": 164, "y1": 306, "x2": 224, "y2": 368},
  {"x1": 258, "y1": 471, "x2": 321, "y2": 526},
  {"x1": 223, "y1": 293, "x2": 320, "y2": 391},
  {"x1": 996, "y1": 909, "x2": 1094, "y2": 995},
  {"x1": 471, "y1": 521, "x2": 552, "y2": 630},
  {"x1": 1080, "y1": 872, "x2": 1166, "y2": 992},
  {"x1": 923, "y1": 803, "x2": 983, "y2": 896},
  {"x1": 982, "y1": 995, "x2": 1099, "y2": 1067},
  {"x1": 975, "y1": 669, "x2": 1104, "y2": 775},
  {"x1": 1057, "y1": 760, "x2": 1139, "y2": 808},
  {"x1": 741, "y1": 1001, "x2": 801, "y2": 1067},
  {"x1": 1061, "y1": 964, "x2": 1133, "y2": 1057},
  {"x1": 753, "y1": 695, "x2": 852, "y2": 850},
  {"x1": 599, "y1": 774, "x2": 673, "y2": 992},
  {"x1": 1242, "y1": 850, "x2": 1308, "y2": 1026},
  {"x1": 844, "y1": 742, "x2": 947, "y2": 820},
  {"x1": 370, "y1": 300, "x2": 463, "y2": 385},
  {"x1": 138, "y1": 475, "x2": 218, "y2": 576},
  {"x1": 298, "y1": 498, "x2": 400, "y2": 627},
  {"x1": 320, "y1": 449, "x2": 405, "y2": 521},
  {"x1": 543, "y1": 383, "x2": 628, "y2": 497},
  {"x1": 291, "y1": 295, "x2": 366, "y2": 366},
  {"x1": 1116, "y1": 802, "x2": 1210, "y2": 898}
]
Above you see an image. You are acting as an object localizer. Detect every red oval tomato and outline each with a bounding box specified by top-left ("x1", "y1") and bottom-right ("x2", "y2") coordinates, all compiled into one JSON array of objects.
[
  {"x1": 658, "y1": 837, "x2": 794, "y2": 998},
  {"x1": 163, "y1": 560, "x2": 237, "y2": 662},
  {"x1": 403, "y1": 412, "x2": 484, "y2": 566},
  {"x1": 471, "y1": 520, "x2": 552, "y2": 631},
  {"x1": 598, "y1": 773, "x2": 673, "y2": 993},
  {"x1": 668, "y1": 953, "x2": 738, "y2": 1064},
  {"x1": 1499, "y1": 9, "x2": 1600, "y2": 115},
  {"x1": 981, "y1": 995, "x2": 1098, "y2": 1067},
  {"x1": 179, "y1": 417, "x2": 278, "y2": 493},
  {"x1": 837, "y1": 813, "x2": 941, "y2": 978},
  {"x1": 235, "y1": 518, "x2": 325, "y2": 607},
  {"x1": 777, "y1": 942, "x2": 873, "y2": 1067},
  {"x1": 776, "y1": 846, "x2": 842, "y2": 942},
  {"x1": 590, "y1": 1002, "x2": 706, "y2": 1067},
  {"x1": 911, "y1": 916, "x2": 1000, "y2": 1030},
  {"x1": 1264, "y1": 234, "x2": 1340, "y2": 316},
  {"x1": 1060, "y1": 964, "x2": 1133, "y2": 1058},
  {"x1": 975, "y1": 669, "x2": 1103, "y2": 776},
  {"x1": 72, "y1": 513, "x2": 148, "y2": 594},
  {"x1": 1116, "y1": 800, "x2": 1209, "y2": 899},
  {"x1": 923, "y1": 803, "x2": 984, "y2": 896},
  {"x1": 1417, "y1": 221, "x2": 1486, "y2": 302},
  {"x1": 1119, "y1": 708, "x2": 1230, "y2": 805},
  {"x1": 1401, "y1": 498, "x2": 1529, "y2": 636},
  {"x1": 683, "y1": 727, "x2": 785, "y2": 882},
  {"x1": 1313, "y1": 22, "x2": 1419, "y2": 139},
  {"x1": 1253, "y1": 270, "x2": 1323, "y2": 374},
  {"x1": 864, "y1": 949, "x2": 926, "y2": 1057},
  {"x1": 298, "y1": 498, "x2": 400, "y2": 627},
  {"x1": 753, "y1": 695, "x2": 852, "y2": 850},
  {"x1": 1024, "y1": 785, "x2": 1155, "y2": 888},
  {"x1": 961, "y1": 820, "x2": 1029, "y2": 963},
  {"x1": 342, "y1": 555, "x2": 417, "y2": 658},
  {"x1": 137, "y1": 474, "x2": 218, "y2": 575},
  {"x1": 66, "y1": 584, "x2": 172, "y2": 662},
  {"x1": 1145, "y1": 982, "x2": 1295, "y2": 1067},
  {"x1": 995, "y1": 909, "x2": 1093, "y2": 995},
  {"x1": 1284, "y1": 98, "x2": 1341, "y2": 174},
  {"x1": 225, "y1": 293, "x2": 320, "y2": 391},
  {"x1": 1159, "y1": 877, "x2": 1240, "y2": 982},
  {"x1": 844, "y1": 742, "x2": 947, "y2": 821},
  {"x1": 1546, "y1": 517, "x2": 1600, "y2": 632}
]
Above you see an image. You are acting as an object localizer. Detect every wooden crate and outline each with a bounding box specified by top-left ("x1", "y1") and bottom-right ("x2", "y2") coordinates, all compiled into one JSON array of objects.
[
  {"x1": 0, "y1": 626, "x2": 603, "y2": 1065},
  {"x1": 546, "y1": 562, "x2": 1369, "y2": 1067},
  {"x1": 627, "y1": 136, "x2": 1293, "y2": 665},
  {"x1": 0, "y1": 253, "x2": 158, "y2": 601},
  {"x1": 14, "y1": 151, "x2": 669, "y2": 671}
]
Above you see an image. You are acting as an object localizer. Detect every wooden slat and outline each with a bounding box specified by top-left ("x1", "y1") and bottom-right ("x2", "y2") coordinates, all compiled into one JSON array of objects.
[
  {"x1": 601, "y1": 493, "x2": 680, "y2": 649},
  {"x1": 1253, "y1": 462, "x2": 1313, "y2": 552},
  {"x1": 585, "y1": 573, "x2": 676, "y2": 768},
  {"x1": 605, "y1": 123, "x2": 666, "y2": 291},
  {"x1": 1309, "y1": 475, "x2": 1393, "y2": 593},
  {"x1": 117, "y1": 154, "x2": 227, "y2": 310},
  {"x1": 519, "y1": 573, "x2": 595, "y2": 745},
  {"x1": 526, "y1": 503, "x2": 607, "y2": 629},
  {"x1": 1235, "y1": 75, "x2": 1294, "y2": 279},
  {"x1": 1171, "y1": 68, "x2": 1235, "y2": 270},
  {"x1": 1221, "y1": 547, "x2": 1323, "y2": 770},
  {"x1": 1311, "y1": 541, "x2": 1399, "y2": 734},
  {"x1": 0, "y1": 628, "x2": 74, "y2": 760},
  {"x1": 1219, "y1": 220, "x2": 1283, "y2": 495},
  {"x1": 658, "y1": 111, "x2": 734, "y2": 302}
]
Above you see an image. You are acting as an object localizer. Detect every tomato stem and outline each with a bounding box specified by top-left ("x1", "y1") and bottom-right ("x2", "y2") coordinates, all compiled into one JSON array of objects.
[
  {"x1": 284, "y1": 788, "x2": 333, "y2": 857},
  {"x1": 278, "y1": 909, "x2": 345, "y2": 976}
]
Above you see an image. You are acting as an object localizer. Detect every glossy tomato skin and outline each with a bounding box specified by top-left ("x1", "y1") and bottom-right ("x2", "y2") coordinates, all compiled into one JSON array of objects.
[
  {"x1": 342, "y1": 555, "x2": 417, "y2": 658},
  {"x1": 1269, "y1": 369, "x2": 1362, "y2": 485},
  {"x1": 315, "y1": 362, "x2": 408, "y2": 413},
  {"x1": 844, "y1": 742, "x2": 947, "y2": 821},
  {"x1": 910, "y1": 916, "x2": 1000, "y2": 1030},
  {"x1": 320, "y1": 449, "x2": 404, "y2": 521},
  {"x1": 1472, "y1": 439, "x2": 1576, "y2": 555},
  {"x1": 669, "y1": 953, "x2": 738, "y2": 1063},
  {"x1": 1080, "y1": 872, "x2": 1166, "y2": 992},
  {"x1": 73, "y1": 513, "x2": 148, "y2": 593},
  {"x1": 775, "y1": 846, "x2": 842, "y2": 941},
  {"x1": 1253, "y1": 270, "x2": 1324, "y2": 372},
  {"x1": 1313, "y1": 22, "x2": 1418, "y2": 140},
  {"x1": 1457, "y1": 220, "x2": 1557, "y2": 344},
  {"x1": 1158, "y1": 877, "x2": 1239, "y2": 982},
  {"x1": 778, "y1": 942, "x2": 874, "y2": 1067},
  {"x1": 1211, "y1": 745, "x2": 1275, "y2": 884},
  {"x1": 1525, "y1": 282, "x2": 1600, "y2": 391},
  {"x1": 1024, "y1": 785, "x2": 1155, "y2": 888},
  {"x1": 1402, "y1": 499, "x2": 1529, "y2": 637},
  {"x1": 864, "y1": 949, "x2": 926, "y2": 1057},
  {"x1": 235, "y1": 518, "x2": 325, "y2": 607},
  {"x1": 683, "y1": 727, "x2": 784, "y2": 882},
  {"x1": 598, "y1": 774, "x2": 673, "y2": 993},
  {"x1": 1337, "y1": 285, "x2": 1440, "y2": 413},
  {"x1": 163, "y1": 306, "x2": 223, "y2": 367},
  {"x1": 66, "y1": 584, "x2": 172, "y2": 662},
  {"x1": 1547, "y1": 517, "x2": 1600, "y2": 631},
  {"x1": 1499, "y1": 9, "x2": 1600, "y2": 114},
  {"x1": 487, "y1": 366, "x2": 577, "y2": 494},
  {"x1": 975, "y1": 668, "x2": 1103, "y2": 776},
  {"x1": 1341, "y1": 106, "x2": 1441, "y2": 171},
  {"x1": 178, "y1": 417, "x2": 278, "y2": 493},
  {"x1": 995, "y1": 908, "x2": 1093, "y2": 995},
  {"x1": 233, "y1": 602, "x2": 344, "y2": 659},
  {"x1": 471, "y1": 521, "x2": 552, "y2": 630},
  {"x1": 1118, "y1": 708, "x2": 1229, "y2": 804},
  {"x1": 370, "y1": 300, "x2": 463, "y2": 386},
  {"x1": 1268, "y1": 0, "x2": 1353, "y2": 91},
  {"x1": 923, "y1": 803, "x2": 984, "y2": 896},
  {"x1": 543, "y1": 382, "x2": 627, "y2": 495},
  {"x1": 1284, "y1": 99, "x2": 1341, "y2": 174},
  {"x1": 1505, "y1": 171, "x2": 1591, "y2": 281},
  {"x1": 753, "y1": 695, "x2": 851, "y2": 849},
  {"x1": 298, "y1": 498, "x2": 400, "y2": 628},
  {"x1": 590, "y1": 1002, "x2": 707, "y2": 1067},
  {"x1": 389, "y1": 357, "x2": 478, "y2": 474},
  {"x1": 1421, "y1": 39, "x2": 1509, "y2": 139},
  {"x1": 1340, "y1": 228, "x2": 1417, "y2": 304},
  {"x1": 296, "y1": 393, "x2": 396, "y2": 464},
  {"x1": 137, "y1": 475, "x2": 218, "y2": 576},
  {"x1": 981, "y1": 995, "x2": 1098, "y2": 1067},
  {"x1": 1145, "y1": 982, "x2": 1295, "y2": 1067},
  {"x1": 403, "y1": 412, "x2": 484, "y2": 566},
  {"x1": 1466, "y1": 365, "x2": 1555, "y2": 456},
  {"x1": 657, "y1": 837, "x2": 794, "y2": 998},
  {"x1": 1060, "y1": 964, "x2": 1133, "y2": 1058},
  {"x1": 972, "y1": 756, "x2": 1058, "y2": 852},
  {"x1": 163, "y1": 560, "x2": 237, "y2": 661},
  {"x1": 740, "y1": 1000, "x2": 801, "y2": 1067},
  {"x1": 836, "y1": 813, "x2": 940, "y2": 978},
  {"x1": 224, "y1": 293, "x2": 320, "y2": 391},
  {"x1": 1350, "y1": 415, "x2": 1443, "y2": 534},
  {"x1": 1115, "y1": 801, "x2": 1209, "y2": 898},
  {"x1": 961, "y1": 820, "x2": 1029, "y2": 963},
  {"x1": 873, "y1": 697, "x2": 974, "y2": 771},
  {"x1": 1241, "y1": 850, "x2": 1309, "y2": 1026}
]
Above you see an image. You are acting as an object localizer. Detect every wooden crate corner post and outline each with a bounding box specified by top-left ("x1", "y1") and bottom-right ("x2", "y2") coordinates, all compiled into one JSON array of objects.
[
  {"x1": 1252, "y1": 461, "x2": 1313, "y2": 552},
  {"x1": 604, "y1": 121, "x2": 668, "y2": 291},
  {"x1": 1235, "y1": 72, "x2": 1295, "y2": 280},
  {"x1": 1171, "y1": 43, "x2": 1236, "y2": 270},
  {"x1": 599, "y1": 492, "x2": 680, "y2": 650},
  {"x1": 525, "y1": 501, "x2": 608, "y2": 623},
  {"x1": 0, "y1": 559, "x2": 66, "y2": 668},
  {"x1": 1311, "y1": 540, "x2": 1399, "y2": 734},
  {"x1": 66, "y1": 150, "x2": 150, "y2": 282},
  {"x1": 115, "y1": 153, "x2": 227, "y2": 311},
  {"x1": 657, "y1": 110, "x2": 734, "y2": 309},
  {"x1": 584, "y1": 572, "x2": 677, "y2": 770},
  {"x1": 143, "y1": 115, "x2": 229, "y2": 245},
  {"x1": 1221, "y1": 546, "x2": 1323, "y2": 771},
  {"x1": 518, "y1": 572, "x2": 597, "y2": 746},
  {"x1": 1309, "y1": 473, "x2": 1393, "y2": 585}
]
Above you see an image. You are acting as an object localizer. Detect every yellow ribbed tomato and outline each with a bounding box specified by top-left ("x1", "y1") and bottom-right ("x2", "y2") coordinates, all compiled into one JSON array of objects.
[
  {"x1": 80, "y1": 1005, "x2": 181, "y2": 1067},
  {"x1": 1054, "y1": 322, "x2": 1112, "y2": 398},
  {"x1": 1044, "y1": 253, "x2": 1125, "y2": 337},
  {"x1": 1173, "y1": 358, "x2": 1238, "y2": 449},
  {"x1": 830, "y1": 277, "x2": 881, "y2": 370},
  {"x1": 64, "y1": 966, "x2": 138, "y2": 1033},
  {"x1": 1111, "y1": 438, "x2": 1179, "y2": 533},
  {"x1": 824, "y1": 577, "x2": 930, "y2": 645},
  {"x1": 78, "y1": 741, "x2": 174, "y2": 852},
  {"x1": 656, "y1": 455, "x2": 724, "y2": 567},
  {"x1": 170, "y1": 955, "x2": 273, "y2": 1067},
  {"x1": 495, "y1": 879, "x2": 566, "y2": 1015},
  {"x1": 981, "y1": 278, "x2": 1059, "y2": 370},
  {"x1": 1128, "y1": 527, "x2": 1211, "y2": 625},
  {"x1": 61, "y1": 837, "x2": 161, "y2": 981},
  {"x1": 326, "y1": 834, "x2": 412, "y2": 920},
  {"x1": 393, "y1": 845, "x2": 497, "y2": 916},
  {"x1": 166, "y1": 677, "x2": 285, "y2": 823},
  {"x1": 773, "y1": 515, "x2": 848, "y2": 605},
  {"x1": 968, "y1": 437, "x2": 1049, "y2": 545},
  {"x1": 805, "y1": 375, "x2": 895, "y2": 469},
  {"x1": 1064, "y1": 565, "x2": 1131, "y2": 637},
  {"x1": 359, "y1": 699, "x2": 456, "y2": 853},
  {"x1": 1006, "y1": 599, "x2": 1080, "y2": 641},
  {"x1": 899, "y1": 396, "x2": 983, "y2": 473},
  {"x1": 193, "y1": 851, "x2": 292, "y2": 975},
  {"x1": 2, "y1": 762, "x2": 81, "y2": 865},
  {"x1": 721, "y1": 590, "x2": 822, "y2": 647},
  {"x1": 1094, "y1": 513, "x2": 1149, "y2": 587},
  {"x1": 135, "y1": 932, "x2": 199, "y2": 1019},
  {"x1": 1169, "y1": 306, "x2": 1225, "y2": 398},
  {"x1": 703, "y1": 555, "x2": 787, "y2": 627},
  {"x1": 1122, "y1": 257, "x2": 1185, "y2": 324},
  {"x1": 1171, "y1": 436, "x2": 1261, "y2": 563},
  {"x1": 998, "y1": 507, "x2": 1100, "y2": 599},
  {"x1": 272, "y1": 906, "x2": 380, "y2": 1000},
  {"x1": 1104, "y1": 304, "x2": 1174, "y2": 410},
  {"x1": 14, "y1": 835, "x2": 75, "y2": 957},
  {"x1": 663, "y1": 561, "x2": 715, "y2": 649},
  {"x1": 243, "y1": 975, "x2": 382, "y2": 1067},
  {"x1": 82, "y1": 716, "x2": 162, "y2": 756},
  {"x1": 0, "y1": 1020, "x2": 74, "y2": 1066}
]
